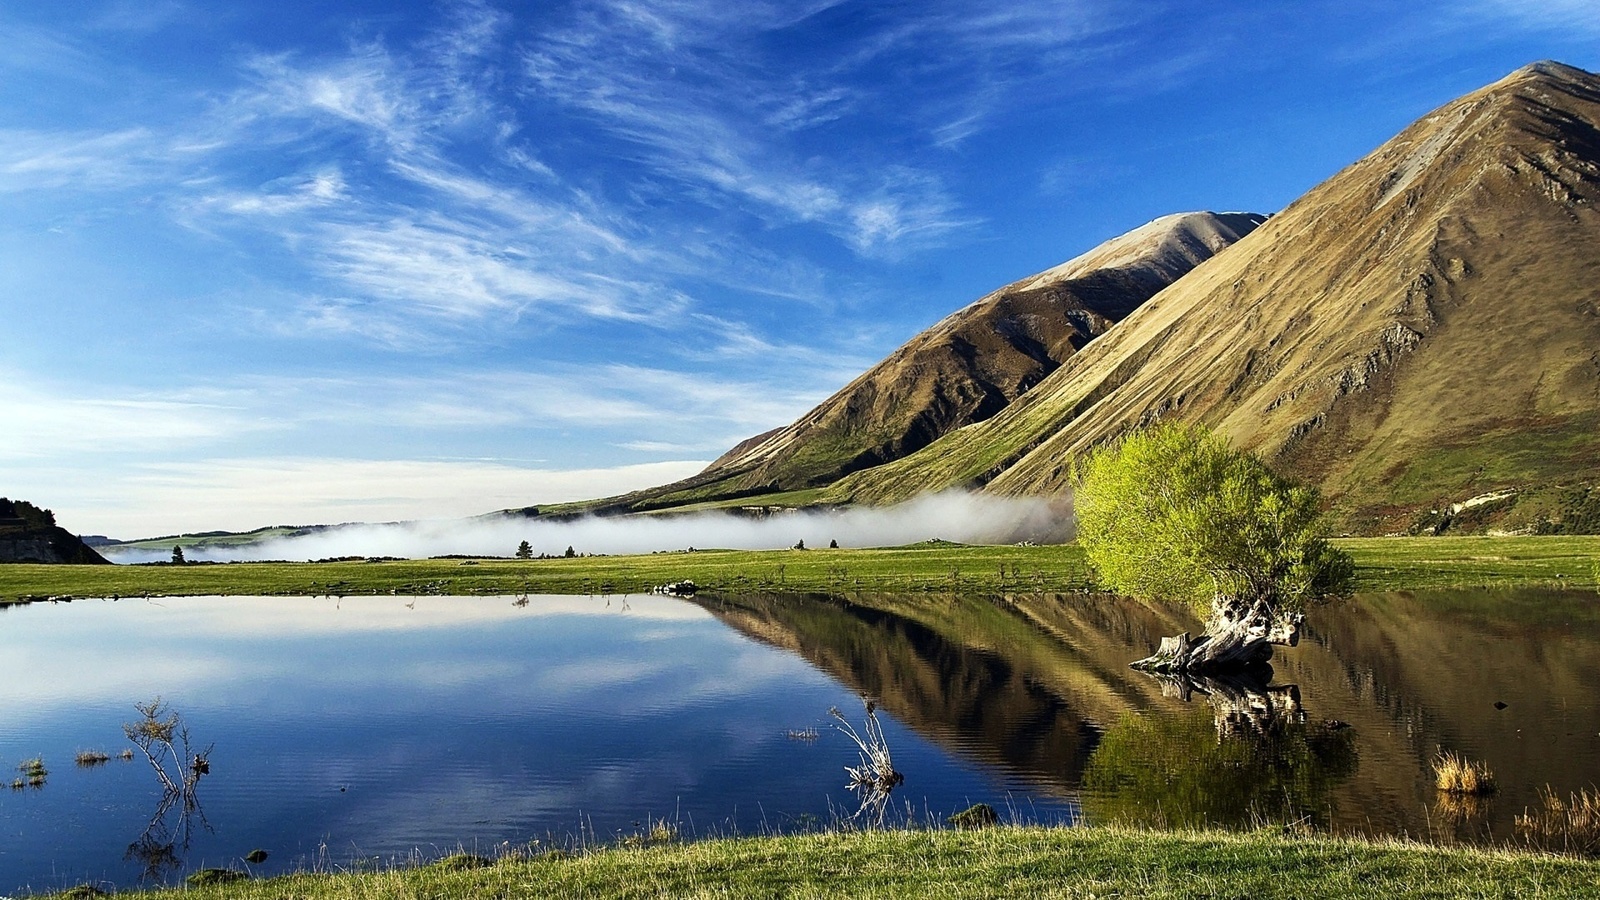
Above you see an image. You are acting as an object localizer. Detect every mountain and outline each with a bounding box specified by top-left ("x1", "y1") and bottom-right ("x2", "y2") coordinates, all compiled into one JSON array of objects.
[
  {"x1": 527, "y1": 211, "x2": 1263, "y2": 516},
  {"x1": 827, "y1": 61, "x2": 1600, "y2": 534},
  {"x1": 0, "y1": 498, "x2": 111, "y2": 564}
]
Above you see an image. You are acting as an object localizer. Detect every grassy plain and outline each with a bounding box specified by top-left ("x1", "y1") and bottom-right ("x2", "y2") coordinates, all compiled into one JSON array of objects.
[
  {"x1": 3, "y1": 535, "x2": 1600, "y2": 603},
  {"x1": 47, "y1": 826, "x2": 1600, "y2": 899}
]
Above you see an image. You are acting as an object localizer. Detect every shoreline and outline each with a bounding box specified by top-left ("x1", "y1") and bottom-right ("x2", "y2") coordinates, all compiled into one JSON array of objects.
[{"x1": 3, "y1": 535, "x2": 1599, "y2": 605}]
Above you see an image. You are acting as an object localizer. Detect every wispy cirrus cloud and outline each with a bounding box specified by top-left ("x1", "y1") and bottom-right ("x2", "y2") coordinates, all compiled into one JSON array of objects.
[
  {"x1": 236, "y1": 365, "x2": 833, "y2": 448},
  {"x1": 1470, "y1": 0, "x2": 1600, "y2": 32},
  {"x1": 519, "y1": 1, "x2": 985, "y2": 256},
  {"x1": 0, "y1": 0, "x2": 1134, "y2": 354},
  {"x1": 0, "y1": 376, "x2": 276, "y2": 461},
  {"x1": 196, "y1": 168, "x2": 348, "y2": 216},
  {"x1": 0, "y1": 127, "x2": 172, "y2": 191}
]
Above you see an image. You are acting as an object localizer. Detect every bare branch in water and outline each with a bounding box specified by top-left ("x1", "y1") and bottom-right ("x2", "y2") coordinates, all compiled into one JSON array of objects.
[{"x1": 830, "y1": 697, "x2": 903, "y2": 826}]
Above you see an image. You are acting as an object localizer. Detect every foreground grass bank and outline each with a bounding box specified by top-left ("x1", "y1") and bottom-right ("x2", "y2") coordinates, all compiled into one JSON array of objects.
[
  {"x1": 51, "y1": 826, "x2": 1600, "y2": 899},
  {"x1": 3, "y1": 535, "x2": 1599, "y2": 604}
]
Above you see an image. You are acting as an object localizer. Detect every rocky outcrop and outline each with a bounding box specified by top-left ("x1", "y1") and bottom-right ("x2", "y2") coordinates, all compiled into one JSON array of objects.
[{"x1": 0, "y1": 498, "x2": 111, "y2": 564}]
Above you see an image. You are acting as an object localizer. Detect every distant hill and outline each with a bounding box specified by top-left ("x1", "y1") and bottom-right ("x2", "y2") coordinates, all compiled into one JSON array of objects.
[
  {"x1": 98, "y1": 524, "x2": 342, "y2": 558},
  {"x1": 516, "y1": 211, "x2": 1263, "y2": 517},
  {"x1": 0, "y1": 498, "x2": 110, "y2": 564},
  {"x1": 827, "y1": 61, "x2": 1600, "y2": 534}
]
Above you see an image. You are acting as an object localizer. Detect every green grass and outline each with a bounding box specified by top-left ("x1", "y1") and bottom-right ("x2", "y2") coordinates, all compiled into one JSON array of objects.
[
  {"x1": 45, "y1": 825, "x2": 1600, "y2": 899},
  {"x1": 1337, "y1": 534, "x2": 1600, "y2": 591},
  {"x1": 4, "y1": 535, "x2": 1600, "y2": 604},
  {"x1": 0, "y1": 543, "x2": 1097, "y2": 602}
]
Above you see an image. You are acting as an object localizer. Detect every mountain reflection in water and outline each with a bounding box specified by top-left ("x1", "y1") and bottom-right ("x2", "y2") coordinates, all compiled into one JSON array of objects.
[{"x1": 693, "y1": 589, "x2": 1600, "y2": 843}]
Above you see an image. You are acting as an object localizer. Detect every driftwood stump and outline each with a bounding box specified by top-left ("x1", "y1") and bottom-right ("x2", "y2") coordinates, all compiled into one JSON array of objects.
[{"x1": 1132, "y1": 594, "x2": 1303, "y2": 676}]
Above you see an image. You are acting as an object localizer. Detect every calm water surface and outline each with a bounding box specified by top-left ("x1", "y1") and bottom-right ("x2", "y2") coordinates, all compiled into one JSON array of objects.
[
  {"x1": 0, "y1": 594, "x2": 1064, "y2": 895},
  {"x1": 2, "y1": 588, "x2": 1598, "y2": 893}
]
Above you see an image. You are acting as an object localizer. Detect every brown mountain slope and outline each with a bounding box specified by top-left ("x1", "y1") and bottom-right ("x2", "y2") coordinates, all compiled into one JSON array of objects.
[
  {"x1": 699, "y1": 212, "x2": 1264, "y2": 488},
  {"x1": 539, "y1": 212, "x2": 1262, "y2": 516},
  {"x1": 834, "y1": 61, "x2": 1600, "y2": 534}
]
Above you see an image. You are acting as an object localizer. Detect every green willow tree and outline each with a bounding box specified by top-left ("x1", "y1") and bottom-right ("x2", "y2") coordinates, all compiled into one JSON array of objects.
[{"x1": 1073, "y1": 423, "x2": 1353, "y2": 674}]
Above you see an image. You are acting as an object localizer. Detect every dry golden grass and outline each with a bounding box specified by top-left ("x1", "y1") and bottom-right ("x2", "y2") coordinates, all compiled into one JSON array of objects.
[
  {"x1": 1517, "y1": 787, "x2": 1600, "y2": 856},
  {"x1": 1434, "y1": 751, "x2": 1497, "y2": 795}
]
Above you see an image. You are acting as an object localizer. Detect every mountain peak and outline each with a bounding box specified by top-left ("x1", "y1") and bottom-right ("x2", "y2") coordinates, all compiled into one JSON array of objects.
[
  {"x1": 1015, "y1": 211, "x2": 1266, "y2": 291},
  {"x1": 1508, "y1": 59, "x2": 1596, "y2": 86}
]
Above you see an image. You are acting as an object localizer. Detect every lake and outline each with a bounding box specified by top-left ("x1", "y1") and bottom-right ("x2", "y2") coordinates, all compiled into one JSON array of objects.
[{"x1": 1, "y1": 588, "x2": 1597, "y2": 893}]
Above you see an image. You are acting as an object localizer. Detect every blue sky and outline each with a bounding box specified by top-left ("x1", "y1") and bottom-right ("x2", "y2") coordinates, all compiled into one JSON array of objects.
[{"x1": 3, "y1": 0, "x2": 1597, "y2": 538}]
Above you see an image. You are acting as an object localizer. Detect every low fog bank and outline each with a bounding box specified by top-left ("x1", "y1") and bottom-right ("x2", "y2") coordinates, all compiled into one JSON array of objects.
[{"x1": 103, "y1": 492, "x2": 1073, "y2": 563}]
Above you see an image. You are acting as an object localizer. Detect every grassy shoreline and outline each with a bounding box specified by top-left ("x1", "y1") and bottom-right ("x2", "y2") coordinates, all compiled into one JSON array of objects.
[
  {"x1": 3, "y1": 535, "x2": 1599, "y2": 604},
  {"x1": 43, "y1": 825, "x2": 1600, "y2": 899}
]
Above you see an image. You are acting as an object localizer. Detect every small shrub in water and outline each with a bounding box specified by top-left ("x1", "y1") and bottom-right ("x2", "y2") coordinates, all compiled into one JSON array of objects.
[
  {"x1": 76, "y1": 750, "x2": 111, "y2": 767},
  {"x1": 1434, "y1": 751, "x2": 1496, "y2": 795},
  {"x1": 17, "y1": 757, "x2": 46, "y2": 787}
]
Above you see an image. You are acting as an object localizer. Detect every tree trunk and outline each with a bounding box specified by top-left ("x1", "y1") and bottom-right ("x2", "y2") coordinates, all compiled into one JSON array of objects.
[{"x1": 1131, "y1": 594, "x2": 1302, "y2": 676}]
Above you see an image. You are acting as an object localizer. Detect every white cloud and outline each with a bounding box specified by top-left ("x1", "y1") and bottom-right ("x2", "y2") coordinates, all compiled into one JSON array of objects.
[
  {"x1": 0, "y1": 377, "x2": 271, "y2": 461},
  {"x1": 233, "y1": 366, "x2": 829, "y2": 441},
  {"x1": 244, "y1": 47, "x2": 424, "y2": 150},
  {"x1": 0, "y1": 127, "x2": 167, "y2": 191},
  {"x1": 202, "y1": 168, "x2": 348, "y2": 216}
]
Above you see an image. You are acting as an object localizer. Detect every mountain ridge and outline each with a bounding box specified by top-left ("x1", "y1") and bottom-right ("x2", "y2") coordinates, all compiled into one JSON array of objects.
[
  {"x1": 516, "y1": 210, "x2": 1263, "y2": 517},
  {"x1": 823, "y1": 60, "x2": 1600, "y2": 534}
]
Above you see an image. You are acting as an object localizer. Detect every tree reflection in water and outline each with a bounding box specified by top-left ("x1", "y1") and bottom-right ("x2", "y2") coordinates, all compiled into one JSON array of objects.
[
  {"x1": 1082, "y1": 670, "x2": 1357, "y2": 830},
  {"x1": 122, "y1": 700, "x2": 212, "y2": 882}
]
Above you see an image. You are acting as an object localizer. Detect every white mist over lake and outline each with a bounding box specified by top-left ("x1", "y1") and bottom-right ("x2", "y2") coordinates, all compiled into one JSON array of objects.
[{"x1": 105, "y1": 492, "x2": 1072, "y2": 562}]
